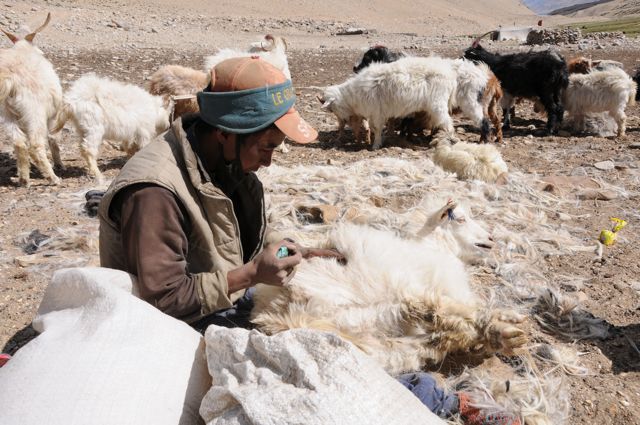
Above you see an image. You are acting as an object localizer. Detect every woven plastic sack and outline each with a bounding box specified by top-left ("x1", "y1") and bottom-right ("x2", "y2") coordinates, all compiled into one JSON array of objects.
[
  {"x1": 0, "y1": 267, "x2": 210, "y2": 425},
  {"x1": 201, "y1": 326, "x2": 446, "y2": 425}
]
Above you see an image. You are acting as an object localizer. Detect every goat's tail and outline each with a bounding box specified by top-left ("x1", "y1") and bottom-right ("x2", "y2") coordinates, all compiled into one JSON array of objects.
[
  {"x1": 49, "y1": 102, "x2": 72, "y2": 134},
  {"x1": 628, "y1": 81, "x2": 637, "y2": 107},
  {"x1": 0, "y1": 72, "x2": 13, "y2": 104}
]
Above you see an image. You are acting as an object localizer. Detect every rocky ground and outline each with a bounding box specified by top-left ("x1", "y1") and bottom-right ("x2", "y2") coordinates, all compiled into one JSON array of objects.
[{"x1": 1, "y1": 2, "x2": 640, "y2": 424}]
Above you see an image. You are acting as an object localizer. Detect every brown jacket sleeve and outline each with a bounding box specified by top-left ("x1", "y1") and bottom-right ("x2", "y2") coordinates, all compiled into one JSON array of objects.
[{"x1": 116, "y1": 184, "x2": 232, "y2": 320}]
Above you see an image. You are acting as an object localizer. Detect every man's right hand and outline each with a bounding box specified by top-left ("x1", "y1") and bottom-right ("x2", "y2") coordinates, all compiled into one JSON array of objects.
[{"x1": 250, "y1": 240, "x2": 302, "y2": 286}]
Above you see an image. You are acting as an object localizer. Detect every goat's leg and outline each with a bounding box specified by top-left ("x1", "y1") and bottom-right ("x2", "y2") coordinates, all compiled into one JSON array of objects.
[
  {"x1": 416, "y1": 199, "x2": 457, "y2": 238},
  {"x1": 28, "y1": 131, "x2": 60, "y2": 185},
  {"x1": 611, "y1": 109, "x2": 627, "y2": 138},
  {"x1": 370, "y1": 123, "x2": 384, "y2": 150},
  {"x1": 500, "y1": 94, "x2": 514, "y2": 130},
  {"x1": 47, "y1": 134, "x2": 64, "y2": 170},
  {"x1": 80, "y1": 131, "x2": 104, "y2": 183},
  {"x1": 540, "y1": 94, "x2": 559, "y2": 134},
  {"x1": 404, "y1": 298, "x2": 526, "y2": 366},
  {"x1": 487, "y1": 96, "x2": 502, "y2": 143},
  {"x1": 337, "y1": 118, "x2": 346, "y2": 141},
  {"x1": 11, "y1": 127, "x2": 31, "y2": 187}
]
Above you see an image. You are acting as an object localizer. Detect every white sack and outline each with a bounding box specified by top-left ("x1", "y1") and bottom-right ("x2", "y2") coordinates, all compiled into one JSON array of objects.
[
  {"x1": 200, "y1": 326, "x2": 446, "y2": 425},
  {"x1": 0, "y1": 267, "x2": 210, "y2": 425}
]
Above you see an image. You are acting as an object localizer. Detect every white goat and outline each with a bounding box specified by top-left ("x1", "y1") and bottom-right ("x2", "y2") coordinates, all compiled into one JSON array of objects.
[
  {"x1": 432, "y1": 132, "x2": 508, "y2": 183},
  {"x1": 320, "y1": 57, "x2": 457, "y2": 150},
  {"x1": 252, "y1": 198, "x2": 526, "y2": 375},
  {"x1": 0, "y1": 13, "x2": 64, "y2": 186},
  {"x1": 54, "y1": 73, "x2": 169, "y2": 182},
  {"x1": 563, "y1": 67, "x2": 636, "y2": 137},
  {"x1": 204, "y1": 35, "x2": 290, "y2": 79}
]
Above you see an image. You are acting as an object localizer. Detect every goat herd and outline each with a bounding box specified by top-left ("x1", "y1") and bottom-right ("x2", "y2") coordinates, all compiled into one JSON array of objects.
[{"x1": 1, "y1": 13, "x2": 639, "y2": 187}]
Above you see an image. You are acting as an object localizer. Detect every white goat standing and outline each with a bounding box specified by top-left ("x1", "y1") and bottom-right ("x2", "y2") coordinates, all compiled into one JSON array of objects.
[
  {"x1": 252, "y1": 199, "x2": 526, "y2": 375},
  {"x1": 563, "y1": 67, "x2": 637, "y2": 137},
  {"x1": 320, "y1": 57, "x2": 457, "y2": 150},
  {"x1": 0, "y1": 13, "x2": 64, "y2": 186},
  {"x1": 54, "y1": 73, "x2": 169, "y2": 182},
  {"x1": 203, "y1": 35, "x2": 291, "y2": 79}
]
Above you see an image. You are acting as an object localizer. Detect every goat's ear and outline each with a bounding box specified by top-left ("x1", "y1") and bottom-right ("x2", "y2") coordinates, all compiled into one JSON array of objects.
[
  {"x1": 591, "y1": 60, "x2": 600, "y2": 67},
  {"x1": 0, "y1": 28, "x2": 18, "y2": 44},
  {"x1": 24, "y1": 12, "x2": 51, "y2": 43}
]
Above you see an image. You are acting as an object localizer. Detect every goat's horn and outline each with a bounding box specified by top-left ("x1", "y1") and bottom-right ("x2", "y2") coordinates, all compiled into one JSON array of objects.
[
  {"x1": 0, "y1": 27, "x2": 18, "y2": 44},
  {"x1": 261, "y1": 34, "x2": 275, "y2": 52},
  {"x1": 24, "y1": 12, "x2": 51, "y2": 43},
  {"x1": 471, "y1": 30, "x2": 493, "y2": 48}
]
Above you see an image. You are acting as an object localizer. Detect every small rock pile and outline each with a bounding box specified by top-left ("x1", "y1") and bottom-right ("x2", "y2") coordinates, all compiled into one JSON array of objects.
[
  {"x1": 583, "y1": 31, "x2": 626, "y2": 42},
  {"x1": 526, "y1": 28, "x2": 582, "y2": 45}
]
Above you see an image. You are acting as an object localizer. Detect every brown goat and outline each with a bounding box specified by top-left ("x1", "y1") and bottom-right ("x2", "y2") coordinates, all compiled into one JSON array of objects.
[{"x1": 146, "y1": 65, "x2": 209, "y2": 120}]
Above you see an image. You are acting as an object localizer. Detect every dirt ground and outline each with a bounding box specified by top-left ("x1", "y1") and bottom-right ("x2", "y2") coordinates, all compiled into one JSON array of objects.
[{"x1": 1, "y1": 2, "x2": 640, "y2": 424}]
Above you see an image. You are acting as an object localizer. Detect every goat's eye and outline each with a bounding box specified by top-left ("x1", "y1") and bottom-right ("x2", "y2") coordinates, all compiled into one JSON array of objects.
[{"x1": 456, "y1": 217, "x2": 467, "y2": 223}]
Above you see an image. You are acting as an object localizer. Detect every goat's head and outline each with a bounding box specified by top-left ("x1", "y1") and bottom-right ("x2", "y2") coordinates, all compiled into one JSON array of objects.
[
  {"x1": 353, "y1": 45, "x2": 390, "y2": 73},
  {"x1": 567, "y1": 57, "x2": 592, "y2": 74},
  {"x1": 419, "y1": 199, "x2": 494, "y2": 262},
  {"x1": 1, "y1": 12, "x2": 51, "y2": 45},
  {"x1": 259, "y1": 34, "x2": 287, "y2": 53}
]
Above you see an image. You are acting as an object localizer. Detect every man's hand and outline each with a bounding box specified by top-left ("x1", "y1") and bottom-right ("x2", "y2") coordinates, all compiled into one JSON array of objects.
[{"x1": 249, "y1": 240, "x2": 302, "y2": 286}]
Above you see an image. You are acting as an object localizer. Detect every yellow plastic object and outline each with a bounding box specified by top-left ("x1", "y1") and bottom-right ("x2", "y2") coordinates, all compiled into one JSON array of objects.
[
  {"x1": 599, "y1": 217, "x2": 627, "y2": 246},
  {"x1": 611, "y1": 217, "x2": 627, "y2": 233},
  {"x1": 599, "y1": 230, "x2": 616, "y2": 246}
]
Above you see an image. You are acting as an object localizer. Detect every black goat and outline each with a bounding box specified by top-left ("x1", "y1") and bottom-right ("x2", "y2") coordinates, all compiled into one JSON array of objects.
[
  {"x1": 464, "y1": 44, "x2": 568, "y2": 134},
  {"x1": 634, "y1": 69, "x2": 640, "y2": 101},
  {"x1": 353, "y1": 46, "x2": 405, "y2": 73}
]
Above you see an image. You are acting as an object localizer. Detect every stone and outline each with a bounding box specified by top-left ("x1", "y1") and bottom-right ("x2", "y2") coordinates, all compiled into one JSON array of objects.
[
  {"x1": 295, "y1": 205, "x2": 339, "y2": 224},
  {"x1": 577, "y1": 189, "x2": 617, "y2": 201},
  {"x1": 594, "y1": 160, "x2": 615, "y2": 170},
  {"x1": 628, "y1": 143, "x2": 640, "y2": 149},
  {"x1": 576, "y1": 291, "x2": 589, "y2": 303}
]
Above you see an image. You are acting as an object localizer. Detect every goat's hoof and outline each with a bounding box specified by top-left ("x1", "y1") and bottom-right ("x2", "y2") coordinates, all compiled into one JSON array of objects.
[
  {"x1": 499, "y1": 325, "x2": 527, "y2": 352},
  {"x1": 17, "y1": 177, "x2": 30, "y2": 188},
  {"x1": 48, "y1": 176, "x2": 61, "y2": 186},
  {"x1": 488, "y1": 321, "x2": 527, "y2": 353}
]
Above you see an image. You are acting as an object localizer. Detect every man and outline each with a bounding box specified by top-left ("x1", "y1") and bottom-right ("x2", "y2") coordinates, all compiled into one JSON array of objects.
[
  {"x1": 98, "y1": 56, "x2": 337, "y2": 329},
  {"x1": 97, "y1": 56, "x2": 521, "y2": 425}
]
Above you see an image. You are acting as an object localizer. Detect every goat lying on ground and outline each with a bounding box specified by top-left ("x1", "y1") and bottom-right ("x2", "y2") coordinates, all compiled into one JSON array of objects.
[
  {"x1": 563, "y1": 67, "x2": 636, "y2": 137},
  {"x1": 0, "y1": 13, "x2": 64, "y2": 186},
  {"x1": 54, "y1": 73, "x2": 169, "y2": 182},
  {"x1": 464, "y1": 41, "x2": 568, "y2": 135},
  {"x1": 431, "y1": 131, "x2": 508, "y2": 183},
  {"x1": 251, "y1": 198, "x2": 526, "y2": 375}
]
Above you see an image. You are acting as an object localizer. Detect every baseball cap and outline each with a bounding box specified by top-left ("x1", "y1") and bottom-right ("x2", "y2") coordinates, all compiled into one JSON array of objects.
[{"x1": 197, "y1": 57, "x2": 317, "y2": 144}]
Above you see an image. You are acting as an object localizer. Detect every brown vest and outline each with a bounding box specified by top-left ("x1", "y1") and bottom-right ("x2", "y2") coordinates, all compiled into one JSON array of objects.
[{"x1": 98, "y1": 118, "x2": 266, "y2": 318}]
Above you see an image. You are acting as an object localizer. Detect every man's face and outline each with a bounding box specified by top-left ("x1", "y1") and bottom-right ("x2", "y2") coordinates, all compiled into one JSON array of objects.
[{"x1": 223, "y1": 127, "x2": 286, "y2": 173}]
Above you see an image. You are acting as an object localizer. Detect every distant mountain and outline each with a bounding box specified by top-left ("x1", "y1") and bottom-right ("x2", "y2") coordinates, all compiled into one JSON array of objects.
[
  {"x1": 523, "y1": 0, "x2": 592, "y2": 14},
  {"x1": 549, "y1": 0, "x2": 612, "y2": 15}
]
